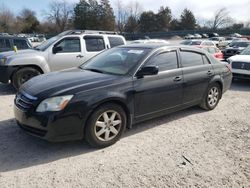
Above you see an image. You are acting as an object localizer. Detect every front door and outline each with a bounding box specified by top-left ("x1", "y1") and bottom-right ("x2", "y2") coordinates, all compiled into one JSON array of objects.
[
  {"x1": 134, "y1": 50, "x2": 183, "y2": 120},
  {"x1": 49, "y1": 37, "x2": 84, "y2": 71}
]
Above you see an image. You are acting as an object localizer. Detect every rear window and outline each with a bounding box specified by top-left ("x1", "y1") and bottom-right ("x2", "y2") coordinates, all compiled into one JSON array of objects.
[
  {"x1": 13, "y1": 39, "x2": 29, "y2": 49},
  {"x1": 108, "y1": 37, "x2": 125, "y2": 48},
  {"x1": 180, "y1": 51, "x2": 204, "y2": 67}
]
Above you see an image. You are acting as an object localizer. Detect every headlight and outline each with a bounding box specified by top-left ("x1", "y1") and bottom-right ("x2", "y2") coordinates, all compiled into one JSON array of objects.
[
  {"x1": 36, "y1": 95, "x2": 73, "y2": 112},
  {"x1": 0, "y1": 58, "x2": 7, "y2": 65}
]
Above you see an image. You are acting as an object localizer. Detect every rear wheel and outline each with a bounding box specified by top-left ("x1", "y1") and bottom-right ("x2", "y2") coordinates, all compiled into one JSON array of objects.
[
  {"x1": 12, "y1": 67, "x2": 41, "y2": 89},
  {"x1": 200, "y1": 83, "x2": 222, "y2": 110},
  {"x1": 85, "y1": 103, "x2": 126, "y2": 148}
]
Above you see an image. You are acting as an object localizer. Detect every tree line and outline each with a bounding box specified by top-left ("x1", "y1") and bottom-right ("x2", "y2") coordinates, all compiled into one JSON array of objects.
[{"x1": 0, "y1": 0, "x2": 249, "y2": 34}]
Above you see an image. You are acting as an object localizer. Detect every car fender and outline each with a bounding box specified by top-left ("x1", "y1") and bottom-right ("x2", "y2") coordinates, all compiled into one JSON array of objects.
[{"x1": 6, "y1": 54, "x2": 50, "y2": 73}]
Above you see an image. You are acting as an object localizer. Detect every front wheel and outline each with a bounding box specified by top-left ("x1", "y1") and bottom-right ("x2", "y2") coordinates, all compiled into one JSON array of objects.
[
  {"x1": 200, "y1": 83, "x2": 222, "y2": 110},
  {"x1": 85, "y1": 103, "x2": 127, "y2": 148},
  {"x1": 12, "y1": 67, "x2": 41, "y2": 89}
]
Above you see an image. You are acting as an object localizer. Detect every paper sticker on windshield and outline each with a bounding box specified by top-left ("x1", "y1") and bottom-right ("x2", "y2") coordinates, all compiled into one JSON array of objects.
[{"x1": 128, "y1": 50, "x2": 144, "y2": 54}]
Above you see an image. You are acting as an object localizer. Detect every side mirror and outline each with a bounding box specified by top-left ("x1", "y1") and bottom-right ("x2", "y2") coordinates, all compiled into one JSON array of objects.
[
  {"x1": 136, "y1": 66, "x2": 159, "y2": 78},
  {"x1": 52, "y1": 46, "x2": 63, "y2": 54}
]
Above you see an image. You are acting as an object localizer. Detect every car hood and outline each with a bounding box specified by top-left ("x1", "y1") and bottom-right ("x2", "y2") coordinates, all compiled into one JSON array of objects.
[
  {"x1": 225, "y1": 47, "x2": 245, "y2": 51},
  {"x1": 228, "y1": 55, "x2": 250, "y2": 63},
  {"x1": 21, "y1": 68, "x2": 122, "y2": 98},
  {"x1": 0, "y1": 49, "x2": 38, "y2": 58}
]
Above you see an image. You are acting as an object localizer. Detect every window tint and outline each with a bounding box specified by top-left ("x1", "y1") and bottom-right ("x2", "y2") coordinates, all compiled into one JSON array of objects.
[
  {"x1": 85, "y1": 37, "x2": 105, "y2": 52},
  {"x1": 0, "y1": 39, "x2": 11, "y2": 48},
  {"x1": 55, "y1": 37, "x2": 81, "y2": 53},
  {"x1": 108, "y1": 37, "x2": 124, "y2": 48},
  {"x1": 180, "y1": 51, "x2": 204, "y2": 67},
  {"x1": 13, "y1": 39, "x2": 29, "y2": 49},
  {"x1": 146, "y1": 51, "x2": 178, "y2": 72}
]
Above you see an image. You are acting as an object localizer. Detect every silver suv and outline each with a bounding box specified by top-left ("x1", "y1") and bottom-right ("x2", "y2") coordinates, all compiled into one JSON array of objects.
[{"x1": 0, "y1": 30, "x2": 126, "y2": 89}]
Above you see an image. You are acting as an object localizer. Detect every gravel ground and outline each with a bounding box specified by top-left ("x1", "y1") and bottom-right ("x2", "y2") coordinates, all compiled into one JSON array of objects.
[{"x1": 0, "y1": 81, "x2": 249, "y2": 188}]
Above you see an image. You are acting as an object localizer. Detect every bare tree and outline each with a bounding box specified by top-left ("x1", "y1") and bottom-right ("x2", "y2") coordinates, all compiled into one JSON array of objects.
[
  {"x1": 45, "y1": 0, "x2": 73, "y2": 32},
  {"x1": 114, "y1": 0, "x2": 142, "y2": 32},
  {"x1": 208, "y1": 8, "x2": 233, "y2": 29},
  {"x1": 0, "y1": 4, "x2": 17, "y2": 33}
]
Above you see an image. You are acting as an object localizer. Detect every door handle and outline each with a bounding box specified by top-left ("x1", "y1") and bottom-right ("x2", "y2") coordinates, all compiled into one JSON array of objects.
[
  {"x1": 207, "y1": 70, "x2": 213, "y2": 76},
  {"x1": 173, "y1": 76, "x2": 182, "y2": 82},
  {"x1": 76, "y1": 55, "x2": 84, "y2": 58}
]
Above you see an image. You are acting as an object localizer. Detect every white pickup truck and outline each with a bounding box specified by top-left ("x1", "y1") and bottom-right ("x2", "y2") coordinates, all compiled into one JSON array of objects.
[{"x1": 0, "y1": 30, "x2": 126, "y2": 89}]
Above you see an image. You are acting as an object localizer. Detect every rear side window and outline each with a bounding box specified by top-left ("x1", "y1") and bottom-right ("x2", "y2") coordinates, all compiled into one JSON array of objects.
[
  {"x1": 0, "y1": 39, "x2": 11, "y2": 48},
  {"x1": 180, "y1": 51, "x2": 204, "y2": 67},
  {"x1": 146, "y1": 51, "x2": 178, "y2": 72},
  {"x1": 108, "y1": 37, "x2": 125, "y2": 48},
  {"x1": 13, "y1": 39, "x2": 29, "y2": 49},
  {"x1": 84, "y1": 36, "x2": 105, "y2": 52}
]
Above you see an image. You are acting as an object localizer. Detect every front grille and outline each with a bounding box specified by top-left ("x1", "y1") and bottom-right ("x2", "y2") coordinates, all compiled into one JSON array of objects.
[
  {"x1": 232, "y1": 62, "x2": 250, "y2": 70},
  {"x1": 15, "y1": 92, "x2": 38, "y2": 111}
]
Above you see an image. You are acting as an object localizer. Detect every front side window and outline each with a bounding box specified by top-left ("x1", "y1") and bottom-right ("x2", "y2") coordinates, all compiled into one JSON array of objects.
[
  {"x1": 13, "y1": 39, "x2": 29, "y2": 49},
  {"x1": 145, "y1": 51, "x2": 178, "y2": 72},
  {"x1": 84, "y1": 36, "x2": 105, "y2": 52},
  {"x1": 180, "y1": 51, "x2": 204, "y2": 67},
  {"x1": 54, "y1": 37, "x2": 81, "y2": 53}
]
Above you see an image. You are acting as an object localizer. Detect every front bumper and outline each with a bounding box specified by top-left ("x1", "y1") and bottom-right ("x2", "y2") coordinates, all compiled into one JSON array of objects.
[
  {"x1": 14, "y1": 103, "x2": 86, "y2": 142},
  {"x1": 0, "y1": 65, "x2": 16, "y2": 83}
]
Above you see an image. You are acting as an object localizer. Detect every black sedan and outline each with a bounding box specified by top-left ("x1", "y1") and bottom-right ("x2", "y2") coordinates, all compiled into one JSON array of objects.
[{"x1": 14, "y1": 44, "x2": 232, "y2": 147}]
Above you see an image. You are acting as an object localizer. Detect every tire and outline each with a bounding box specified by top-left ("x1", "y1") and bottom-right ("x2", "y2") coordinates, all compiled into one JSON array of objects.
[
  {"x1": 85, "y1": 103, "x2": 127, "y2": 148},
  {"x1": 200, "y1": 83, "x2": 222, "y2": 110},
  {"x1": 12, "y1": 67, "x2": 41, "y2": 89}
]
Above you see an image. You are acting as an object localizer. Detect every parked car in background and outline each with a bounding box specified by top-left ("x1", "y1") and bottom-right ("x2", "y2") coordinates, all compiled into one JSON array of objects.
[
  {"x1": 201, "y1": 34, "x2": 209, "y2": 38},
  {"x1": 180, "y1": 40, "x2": 216, "y2": 47},
  {"x1": 228, "y1": 45, "x2": 250, "y2": 80},
  {"x1": 14, "y1": 44, "x2": 232, "y2": 147},
  {"x1": 208, "y1": 33, "x2": 219, "y2": 38},
  {"x1": 230, "y1": 33, "x2": 242, "y2": 38},
  {"x1": 184, "y1": 34, "x2": 195, "y2": 39},
  {"x1": 0, "y1": 30, "x2": 126, "y2": 89},
  {"x1": 198, "y1": 46, "x2": 224, "y2": 60},
  {"x1": 222, "y1": 41, "x2": 250, "y2": 59},
  {"x1": 0, "y1": 36, "x2": 32, "y2": 52},
  {"x1": 209, "y1": 37, "x2": 227, "y2": 48},
  {"x1": 194, "y1": 34, "x2": 202, "y2": 39}
]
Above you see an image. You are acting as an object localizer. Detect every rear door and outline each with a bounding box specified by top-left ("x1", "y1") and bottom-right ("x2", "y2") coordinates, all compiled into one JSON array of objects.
[
  {"x1": 82, "y1": 35, "x2": 106, "y2": 62},
  {"x1": 179, "y1": 50, "x2": 214, "y2": 104},
  {"x1": 48, "y1": 37, "x2": 83, "y2": 71},
  {"x1": 134, "y1": 50, "x2": 183, "y2": 119}
]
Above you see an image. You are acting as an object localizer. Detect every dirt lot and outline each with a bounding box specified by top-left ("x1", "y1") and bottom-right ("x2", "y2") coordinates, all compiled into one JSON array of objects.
[{"x1": 0, "y1": 81, "x2": 249, "y2": 188}]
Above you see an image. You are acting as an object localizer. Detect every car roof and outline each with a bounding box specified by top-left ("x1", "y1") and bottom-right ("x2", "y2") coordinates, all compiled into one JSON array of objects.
[{"x1": 118, "y1": 43, "x2": 207, "y2": 53}]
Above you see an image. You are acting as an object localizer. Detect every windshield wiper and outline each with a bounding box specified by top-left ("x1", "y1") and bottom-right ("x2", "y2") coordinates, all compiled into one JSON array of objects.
[{"x1": 83, "y1": 68, "x2": 104, "y2": 74}]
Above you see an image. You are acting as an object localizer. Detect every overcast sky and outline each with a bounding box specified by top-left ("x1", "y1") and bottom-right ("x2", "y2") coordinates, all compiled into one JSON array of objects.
[{"x1": 0, "y1": 0, "x2": 249, "y2": 23}]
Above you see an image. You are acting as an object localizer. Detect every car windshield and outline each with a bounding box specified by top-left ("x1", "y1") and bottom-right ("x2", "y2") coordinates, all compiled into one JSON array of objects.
[
  {"x1": 34, "y1": 31, "x2": 69, "y2": 51},
  {"x1": 229, "y1": 42, "x2": 250, "y2": 48},
  {"x1": 190, "y1": 41, "x2": 202, "y2": 45},
  {"x1": 240, "y1": 46, "x2": 250, "y2": 55},
  {"x1": 180, "y1": 40, "x2": 191, "y2": 45},
  {"x1": 80, "y1": 47, "x2": 151, "y2": 75}
]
